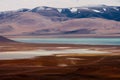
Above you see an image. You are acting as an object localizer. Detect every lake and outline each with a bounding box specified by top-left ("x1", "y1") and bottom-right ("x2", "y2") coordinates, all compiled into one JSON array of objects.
[{"x1": 12, "y1": 38, "x2": 120, "y2": 45}]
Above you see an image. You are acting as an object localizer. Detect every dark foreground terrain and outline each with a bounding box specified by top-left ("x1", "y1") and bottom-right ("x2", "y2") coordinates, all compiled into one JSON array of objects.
[{"x1": 0, "y1": 55, "x2": 120, "y2": 80}]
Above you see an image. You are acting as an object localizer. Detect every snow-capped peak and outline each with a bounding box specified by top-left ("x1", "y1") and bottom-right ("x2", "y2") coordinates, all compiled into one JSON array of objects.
[
  {"x1": 70, "y1": 8, "x2": 78, "y2": 12},
  {"x1": 35, "y1": 6, "x2": 46, "y2": 10},
  {"x1": 57, "y1": 8, "x2": 62, "y2": 13}
]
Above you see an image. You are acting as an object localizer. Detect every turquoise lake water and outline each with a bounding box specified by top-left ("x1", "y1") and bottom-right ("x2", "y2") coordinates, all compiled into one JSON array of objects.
[{"x1": 12, "y1": 38, "x2": 120, "y2": 45}]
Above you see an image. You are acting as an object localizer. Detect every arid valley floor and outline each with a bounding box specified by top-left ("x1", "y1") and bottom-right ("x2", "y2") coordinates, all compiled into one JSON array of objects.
[{"x1": 0, "y1": 42, "x2": 120, "y2": 80}]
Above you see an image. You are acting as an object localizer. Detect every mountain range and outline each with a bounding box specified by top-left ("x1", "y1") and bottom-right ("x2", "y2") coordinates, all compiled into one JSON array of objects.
[{"x1": 0, "y1": 5, "x2": 120, "y2": 37}]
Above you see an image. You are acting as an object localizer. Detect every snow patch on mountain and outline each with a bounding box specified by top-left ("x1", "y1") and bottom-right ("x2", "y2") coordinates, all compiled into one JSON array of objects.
[
  {"x1": 70, "y1": 8, "x2": 78, "y2": 12},
  {"x1": 92, "y1": 9, "x2": 102, "y2": 13},
  {"x1": 57, "y1": 9, "x2": 62, "y2": 13},
  {"x1": 113, "y1": 7, "x2": 119, "y2": 11},
  {"x1": 103, "y1": 8, "x2": 107, "y2": 11},
  {"x1": 35, "y1": 7, "x2": 46, "y2": 10},
  {"x1": 46, "y1": 8, "x2": 53, "y2": 10}
]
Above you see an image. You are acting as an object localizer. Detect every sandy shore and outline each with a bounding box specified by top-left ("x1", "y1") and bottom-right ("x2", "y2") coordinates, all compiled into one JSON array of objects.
[{"x1": 0, "y1": 42, "x2": 120, "y2": 80}]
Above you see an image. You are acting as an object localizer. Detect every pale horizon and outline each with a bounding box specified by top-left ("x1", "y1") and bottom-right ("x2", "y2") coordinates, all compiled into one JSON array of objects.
[{"x1": 0, "y1": 0, "x2": 120, "y2": 11}]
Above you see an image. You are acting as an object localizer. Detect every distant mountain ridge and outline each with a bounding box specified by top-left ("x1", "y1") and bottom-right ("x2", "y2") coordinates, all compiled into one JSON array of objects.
[
  {"x1": 0, "y1": 5, "x2": 120, "y2": 21},
  {"x1": 0, "y1": 5, "x2": 120, "y2": 37}
]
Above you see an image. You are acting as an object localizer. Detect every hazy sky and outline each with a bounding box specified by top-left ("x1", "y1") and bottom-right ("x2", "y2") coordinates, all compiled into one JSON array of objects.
[{"x1": 0, "y1": 0, "x2": 120, "y2": 11}]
